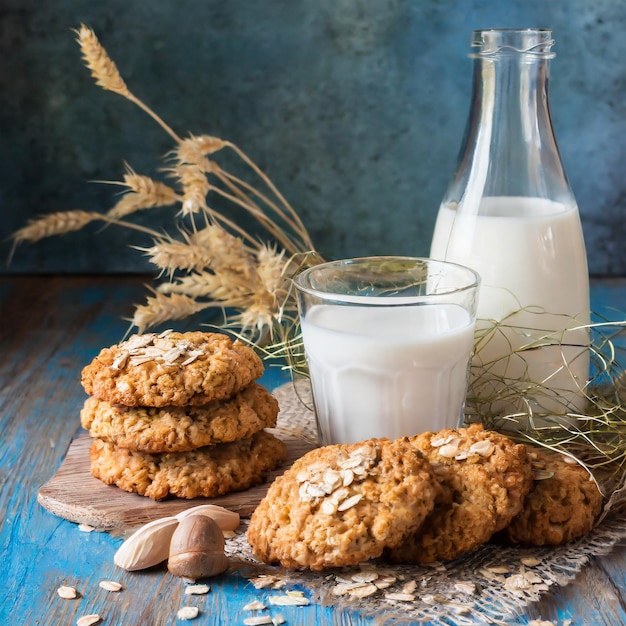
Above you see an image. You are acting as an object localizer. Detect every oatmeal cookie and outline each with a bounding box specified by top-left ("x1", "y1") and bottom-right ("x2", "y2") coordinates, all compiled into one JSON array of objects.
[
  {"x1": 81, "y1": 330, "x2": 263, "y2": 407},
  {"x1": 247, "y1": 438, "x2": 439, "y2": 571},
  {"x1": 89, "y1": 430, "x2": 287, "y2": 500},
  {"x1": 80, "y1": 382, "x2": 279, "y2": 453},
  {"x1": 505, "y1": 447, "x2": 603, "y2": 546},
  {"x1": 390, "y1": 423, "x2": 533, "y2": 564}
]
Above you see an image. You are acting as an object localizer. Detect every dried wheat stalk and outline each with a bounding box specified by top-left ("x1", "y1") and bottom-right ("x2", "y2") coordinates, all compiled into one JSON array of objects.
[{"x1": 10, "y1": 24, "x2": 321, "y2": 350}]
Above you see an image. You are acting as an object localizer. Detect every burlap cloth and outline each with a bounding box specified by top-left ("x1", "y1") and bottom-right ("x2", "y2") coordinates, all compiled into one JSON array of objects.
[{"x1": 225, "y1": 379, "x2": 626, "y2": 625}]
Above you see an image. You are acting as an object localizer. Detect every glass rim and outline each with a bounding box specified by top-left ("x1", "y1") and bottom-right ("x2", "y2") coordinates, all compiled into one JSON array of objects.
[
  {"x1": 472, "y1": 27, "x2": 553, "y2": 35},
  {"x1": 470, "y1": 28, "x2": 556, "y2": 59},
  {"x1": 292, "y1": 255, "x2": 481, "y2": 303}
]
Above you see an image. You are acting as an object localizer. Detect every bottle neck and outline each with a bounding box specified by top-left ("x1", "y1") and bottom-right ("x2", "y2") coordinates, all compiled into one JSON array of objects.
[{"x1": 444, "y1": 30, "x2": 575, "y2": 209}]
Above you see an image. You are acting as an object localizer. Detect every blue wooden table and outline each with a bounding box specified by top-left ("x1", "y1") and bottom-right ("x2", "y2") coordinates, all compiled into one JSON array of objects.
[{"x1": 1, "y1": 275, "x2": 625, "y2": 625}]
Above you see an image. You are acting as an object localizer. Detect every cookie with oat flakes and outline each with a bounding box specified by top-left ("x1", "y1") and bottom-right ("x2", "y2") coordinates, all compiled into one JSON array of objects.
[
  {"x1": 89, "y1": 429, "x2": 286, "y2": 500},
  {"x1": 247, "y1": 438, "x2": 439, "y2": 571},
  {"x1": 505, "y1": 447, "x2": 603, "y2": 546},
  {"x1": 389, "y1": 423, "x2": 533, "y2": 564},
  {"x1": 81, "y1": 330, "x2": 263, "y2": 407},
  {"x1": 80, "y1": 382, "x2": 279, "y2": 453}
]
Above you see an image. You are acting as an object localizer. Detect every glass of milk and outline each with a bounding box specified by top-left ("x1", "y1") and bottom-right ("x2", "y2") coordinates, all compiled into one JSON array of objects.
[{"x1": 293, "y1": 256, "x2": 480, "y2": 445}]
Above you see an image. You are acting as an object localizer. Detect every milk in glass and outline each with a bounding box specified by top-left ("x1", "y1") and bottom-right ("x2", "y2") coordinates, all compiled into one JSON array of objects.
[{"x1": 301, "y1": 303, "x2": 476, "y2": 444}]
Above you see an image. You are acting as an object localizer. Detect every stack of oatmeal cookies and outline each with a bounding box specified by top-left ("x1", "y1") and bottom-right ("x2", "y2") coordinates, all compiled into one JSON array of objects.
[{"x1": 80, "y1": 330, "x2": 286, "y2": 500}]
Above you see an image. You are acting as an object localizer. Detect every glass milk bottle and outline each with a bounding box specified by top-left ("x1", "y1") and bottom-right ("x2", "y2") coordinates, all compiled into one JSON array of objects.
[{"x1": 430, "y1": 29, "x2": 590, "y2": 426}]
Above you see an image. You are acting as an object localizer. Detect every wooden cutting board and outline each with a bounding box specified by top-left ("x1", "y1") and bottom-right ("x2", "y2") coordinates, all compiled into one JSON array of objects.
[{"x1": 37, "y1": 432, "x2": 316, "y2": 531}]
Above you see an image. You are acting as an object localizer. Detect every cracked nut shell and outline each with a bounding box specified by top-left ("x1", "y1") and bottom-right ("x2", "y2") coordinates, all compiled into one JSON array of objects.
[{"x1": 167, "y1": 514, "x2": 229, "y2": 580}]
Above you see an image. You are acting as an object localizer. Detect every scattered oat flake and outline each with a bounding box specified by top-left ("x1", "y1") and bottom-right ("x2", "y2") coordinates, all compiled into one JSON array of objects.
[
  {"x1": 504, "y1": 571, "x2": 545, "y2": 592},
  {"x1": 271, "y1": 615, "x2": 286, "y2": 626},
  {"x1": 454, "y1": 581, "x2": 477, "y2": 595},
  {"x1": 469, "y1": 440, "x2": 495, "y2": 457},
  {"x1": 449, "y1": 602, "x2": 472, "y2": 614},
  {"x1": 337, "y1": 456, "x2": 364, "y2": 470},
  {"x1": 421, "y1": 594, "x2": 448, "y2": 605},
  {"x1": 348, "y1": 583, "x2": 379, "y2": 599},
  {"x1": 269, "y1": 594, "x2": 310, "y2": 606},
  {"x1": 321, "y1": 499, "x2": 337, "y2": 515},
  {"x1": 57, "y1": 585, "x2": 78, "y2": 599},
  {"x1": 185, "y1": 584, "x2": 210, "y2": 595},
  {"x1": 401, "y1": 580, "x2": 417, "y2": 595},
  {"x1": 523, "y1": 571, "x2": 544, "y2": 584},
  {"x1": 78, "y1": 524, "x2": 95, "y2": 533},
  {"x1": 521, "y1": 557, "x2": 542, "y2": 567},
  {"x1": 76, "y1": 615, "x2": 101, "y2": 626},
  {"x1": 438, "y1": 441, "x2": 461, "y2": 458},
  {"x1": 333, "y1": 581, "x2": 373, "y2": 596},
  {"x1": 351, "y1": 571, "x2": 378, "y2": 584},
  {"x1": 480, "y1": 568, "x2": 506, "y2": 581},
  {"x1": 243, "y1": 617, "x2": 273, "y2": 626},
  {"x1": 97, "y1": 579, "x2": 121, "y2": 593},
  {"x1": 249, "y1": 574, "x2": 283, "y2": 589},
  {"x1": 177, "y1": 606, "x2": 199, "y2": 620},
  {"x1": 486, "y1": 565, "x2": 510, "y2": 574},
  {"x1": 431, "y1": 434, "x2": 455, "y2": 447},
  {"x1": 243, "y1": 600, "x2": 266, "y2": 611},
  {"x1": 385, "y1": 592, "x2": 416, "y2": 602},
  {"x1": 374, "y1": 578, "x2": 395, "y2": 590},
  {"x1": 337, "y1": 493, "x2": 363, "y2": 511}
]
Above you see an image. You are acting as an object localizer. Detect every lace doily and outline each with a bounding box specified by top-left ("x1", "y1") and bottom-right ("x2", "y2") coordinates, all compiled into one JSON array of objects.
[{"x1": 225, "y1": 379, "x2": 626, "y2": 626}]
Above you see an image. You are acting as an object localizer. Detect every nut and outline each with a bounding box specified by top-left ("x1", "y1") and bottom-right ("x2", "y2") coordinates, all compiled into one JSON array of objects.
[
  {"x1": 168, "y1": 514, "x2": 229, "y2": 580},
  {"x1": 176, "y1": 504, "x2": 240, "y2": 531},
  {"x1": 114, "y1": 505, "x2": 239, "y2": 571},
  {"x1": 114, "y1": 516, "x2": 179, "y2": 571},
  {"x1": 113, "y1": 517, "x2": 178, "y2": 572}
]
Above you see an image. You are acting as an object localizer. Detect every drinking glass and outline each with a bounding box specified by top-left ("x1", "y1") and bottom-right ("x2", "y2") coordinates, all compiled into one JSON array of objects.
[{"x1": 293, "y1": 256, "x2": 481, "y2": 445}]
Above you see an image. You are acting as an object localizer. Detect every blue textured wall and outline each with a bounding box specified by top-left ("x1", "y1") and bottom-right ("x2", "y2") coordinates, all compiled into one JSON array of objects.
[{"x1": 1, "y1": 0, "x2": 625, "y2": 275}]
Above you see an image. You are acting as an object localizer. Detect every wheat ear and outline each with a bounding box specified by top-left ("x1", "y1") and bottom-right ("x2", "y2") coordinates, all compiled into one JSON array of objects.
[
  {"x1": 75, "y1": 24, "x2": 182, "y2": 144},
  {"x1": 130, "y1": 290, "x2": 213, "y2": 333}
]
